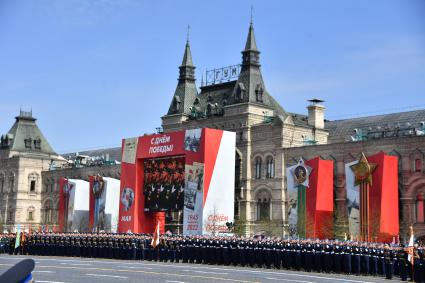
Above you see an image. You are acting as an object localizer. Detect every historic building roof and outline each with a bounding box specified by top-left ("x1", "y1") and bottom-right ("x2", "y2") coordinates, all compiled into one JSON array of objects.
[
  {"x1": 165, "y1": 22, "x2": 288, "y2": 122},
  {"x1": 0, "y1": 110, "x2": 57, "y2": 155},
  {"x1": 167, "y1": 40, "x2": 198, "y2": 115},
  {"x1": 325, "y1": 109, "x2": 425, "y2": 143}
]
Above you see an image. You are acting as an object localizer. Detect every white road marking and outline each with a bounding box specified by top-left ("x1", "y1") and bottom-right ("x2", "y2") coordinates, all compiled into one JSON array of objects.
[
  {"x1": 166, "y1": 281, "x2": 189, "y2": 283},
  {"x1": 183, "y1": 269, "x2": 228, "y2": 275},
  {"x1": 60, "y1": 262, "x2": 92, "y2": 266},
  {"x1": 119, "y1": 265, "x2": 153, "y2": 269},
  {"x1": 36, "y1": 281, "x2": 69, "y2": 283},
  {"x1": 266, "y1": 277, "x2": 313, "y2": 283},
  {"x1": 33, "y1": 270, "x2": 56, "y2": 273},
  {"x1": 86, "y1": 273, "x2": 128, "y2": 279}
]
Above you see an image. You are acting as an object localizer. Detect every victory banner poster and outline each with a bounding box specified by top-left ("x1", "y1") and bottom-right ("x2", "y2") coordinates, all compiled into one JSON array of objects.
[
  {"x1": 89, "y1": 176, "x2": 120, "y2": 233},
  {"x1": 201, "y1": 129, "x2": 235, "y2": 235},
  {"x1": 287, "y1": 158, "x2": 311, "y2": 238},
  {"x1": 183, "y1": 162, "x2": 204, "y2": 235},
  {"x1": 118, "y1": 128, "x2": 235, "y2": 235},
  {"x1": 183, "y1": 129, "x2": 235, "y2": 235},
  {"x1": 58, "y1": 178, "x2": 90, "y2": 232},
  {"x1": 286, "y1": 157, "x2": 334, "y2": 239}
]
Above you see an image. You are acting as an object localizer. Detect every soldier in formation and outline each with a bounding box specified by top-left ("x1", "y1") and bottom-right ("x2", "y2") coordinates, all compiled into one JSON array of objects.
[{"x1": 2, "y1": 231, "x2": 425, "y2": 281}]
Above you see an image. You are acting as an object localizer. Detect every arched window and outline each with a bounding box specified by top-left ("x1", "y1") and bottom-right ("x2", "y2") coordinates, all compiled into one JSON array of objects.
[
  {"x1": 256, "y1": 190, "x2": 271, "y2": 221},
  {"x1": 0, "y1": 172, "x2": 5, "y2": 193},
  {"x1": 416, "y1": 194, "x2": 424, "y2": 223},
  {"x1": 172, "y1": 96, "x2": 181, "y2": 113},
  {"x1": 8, "y1": 173, "x2": 14, "y2": 192},
  {"x1": 236, "y1": 83, "x2": 246, "y2": 102},
  {"x1": 255, "y1": 157, "x2": 262, "y2": 179},
  {"x1": 28, "y1": 172, "x2": 39, "y2": 193},
  {"x1": 266, "y1": 157, "x2": 275, "y2": 178}
]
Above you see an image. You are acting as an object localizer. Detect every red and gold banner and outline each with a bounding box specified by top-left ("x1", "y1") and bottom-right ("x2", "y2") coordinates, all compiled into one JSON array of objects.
[{"x1": 345, "y1": 152, "x2": 399, "y2": 242}]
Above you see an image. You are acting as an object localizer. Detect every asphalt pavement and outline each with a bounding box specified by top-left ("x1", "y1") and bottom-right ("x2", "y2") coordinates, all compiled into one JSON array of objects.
[{"x1": 0, "y1": 255, "x2": 392, "y2": 283}]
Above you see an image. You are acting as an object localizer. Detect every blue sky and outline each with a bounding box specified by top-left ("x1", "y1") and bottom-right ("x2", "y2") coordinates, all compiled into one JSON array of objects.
[{"x1": 0, "y1": 0, "x2": 424, "y2": 153}]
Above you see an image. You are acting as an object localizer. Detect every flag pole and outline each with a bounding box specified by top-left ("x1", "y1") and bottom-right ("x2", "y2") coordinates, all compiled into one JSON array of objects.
[{"x1": 409, "y1": 226, "x2": 415, "y2": 282}]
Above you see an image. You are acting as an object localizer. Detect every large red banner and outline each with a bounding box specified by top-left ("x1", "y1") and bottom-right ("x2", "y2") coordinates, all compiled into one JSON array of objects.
[
  {"x1": 368, "y1": 152, "x2": 399, "y2": 242},
  {"x1": 305, "y1": 157, "x2": 334, "y2": 239}
]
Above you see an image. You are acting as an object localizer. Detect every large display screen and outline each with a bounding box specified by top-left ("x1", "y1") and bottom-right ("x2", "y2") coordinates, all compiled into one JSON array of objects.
[{"x1": 143, "y1": 157, "x2": 185, "y2": 212}]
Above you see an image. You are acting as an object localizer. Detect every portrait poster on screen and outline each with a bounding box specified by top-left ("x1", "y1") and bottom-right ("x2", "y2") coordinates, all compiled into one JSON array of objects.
[{"x1": 143, "y1": 157, "x2": 185, "y2": 212}]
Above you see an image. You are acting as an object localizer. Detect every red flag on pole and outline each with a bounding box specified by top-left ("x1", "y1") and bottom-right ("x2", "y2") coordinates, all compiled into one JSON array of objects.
[{"x1": 151, "y1": 221, "x2": 160, "y2": 248}]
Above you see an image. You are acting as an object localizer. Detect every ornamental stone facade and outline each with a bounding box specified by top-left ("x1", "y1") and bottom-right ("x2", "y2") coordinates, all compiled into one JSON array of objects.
[{"x1": 0, "y1": 111, "x2": 66, "y2": 232}]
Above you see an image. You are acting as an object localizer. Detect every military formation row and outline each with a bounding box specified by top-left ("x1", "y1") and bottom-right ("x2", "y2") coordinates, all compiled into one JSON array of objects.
[{"x1": 0, "y1": 232, "x2": 424, "y2": 282}]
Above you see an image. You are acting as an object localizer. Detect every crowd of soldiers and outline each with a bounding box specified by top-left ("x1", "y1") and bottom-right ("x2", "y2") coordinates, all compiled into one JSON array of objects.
[{"x1": 1, "y1": 232, "x2": 425, "y2": 281}]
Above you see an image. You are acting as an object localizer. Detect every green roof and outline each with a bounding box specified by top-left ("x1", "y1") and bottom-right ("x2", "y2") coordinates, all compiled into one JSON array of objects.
[{"x1": 1, "y1": 110, "x2": 56, "y2": 155}]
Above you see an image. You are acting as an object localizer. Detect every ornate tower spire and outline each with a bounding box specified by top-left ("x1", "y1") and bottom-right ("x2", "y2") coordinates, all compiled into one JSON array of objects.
[
  {"x1": 231, "y1": 20, "x2": 264, "y2": 104},
  {"x1": 179, "y1": 25, "x2": 195, "y2": 82},
  {"x1": 242, "y1": 21, "x2": 260, "y2": 68},
  {"x1": 167, "y1": 30, "x2": 198, "y2": 115}
]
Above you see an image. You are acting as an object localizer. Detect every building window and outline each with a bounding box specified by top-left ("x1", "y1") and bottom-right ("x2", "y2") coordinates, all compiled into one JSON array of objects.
[
  {"x1": 235, "y1": 153, "x2": 242, "y2": 189},
  {"x1": 256, "y1": 198, "x2": 270, "y2": 221},
  {"x1": 8, "y1": 173, "x2": 14, "y2": 192},
  {"x1": 0, "y1": 173, "x2": 4, "y2": 193},
  {"x1": 44, "y1": 205, "x2": 53, "y2": 224},
  {"x1": 30, "y1": 180, "x2": 36, "y2": 192},
  {"x1": 28, "y1": 173, "x2": 38, "y2": 193},
  {"x1": 415, "y1": 159, "x2": 422, "y2": 172},
  {"x1": 266, "y1": 157, "x2": 275, "y2": 178},
  {"x1": 256, "y1": 190, "x2": 271, "y2": 221},
  {"x1": 255, "y1": 84, "x2": 263, "y2": 102},
  {"x1": 236, "y1": 83, "x2": 246, "y2": 102},
  {"x1": 24, "y1": 138, "x2": 32, "y2": 148},
  {"x1": 255, "y1": 158, "x2": 262, "y2": 179},
  {"x1": 172, "y1": 96, "x2": 181, "y2": 113},
  {"x1": 34, "y1": 138, "x2": 41, "y2": 149},
  {"x1": 27, "y1": 206, "x2": 35, "y2": 221},
  {"x1": 7, "y1": 211, "x2": 14, "y2": 222},
  {"x1": 234, "y1": 199, "x2": 240, "y2": 220}
]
